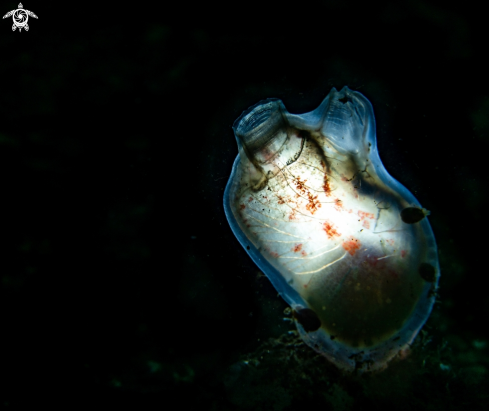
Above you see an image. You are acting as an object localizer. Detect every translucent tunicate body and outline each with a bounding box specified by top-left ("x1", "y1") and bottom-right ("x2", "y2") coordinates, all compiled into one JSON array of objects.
[{"x1": 224, "y1": 87, "x2": 439, "y2": 372}]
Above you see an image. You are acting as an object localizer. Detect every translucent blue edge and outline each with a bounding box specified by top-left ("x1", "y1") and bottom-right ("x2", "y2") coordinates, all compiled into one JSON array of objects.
[{"x1": 223, "y1": 156, "x2": 309, "y2": 310}]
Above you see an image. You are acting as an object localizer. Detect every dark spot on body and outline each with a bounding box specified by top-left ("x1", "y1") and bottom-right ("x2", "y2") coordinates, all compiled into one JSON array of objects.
[
  {"x1": 400, "y1": 207, "x2": 429, "y2": 224},
  {"x1": 293, "y1": 308, "x2": 321, "y2": 332},
  {"x1": 339, "y1": 96, "x2": 351, "y2": 104},
  {"x1": 419, "y1": 263, "x2": 436, "y2": 282},
  {"x1": 246, "y1": 245, "x2": 250, "y2": 250},
  {"x1": 393, "y1": 336, "x2": 400, "y2": 341},
  {"x1": 330, "y1": 335, "x2": 336, "y2": 340}
]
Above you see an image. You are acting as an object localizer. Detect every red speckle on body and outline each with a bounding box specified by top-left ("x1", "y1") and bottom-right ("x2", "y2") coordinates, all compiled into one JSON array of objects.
[
  {"x1": 306, "y1": 192, "x2": 321, "y2": 214},
  {"x1": 323, "y1": 175, "x2": 331, "y2": 196},
  {"x1": 292, "y1": 176, "x2": 321, "y2": 214},
  {"x1": 240, "y1": 204, "x2": 246, "y2": 210},
  {"x1": 292, "y1": 243, "x2": 303, "y2": 252},
  {"x1": 293, "y1": 176, "x2": 308, "y2": 195},
  {"x1": 362, "y1": 220, "x2": 370, "y2": 229},
  {"x1": 323, "y1": 221, "x2": 341, "y2": 238},
  {"x1": 248, "y1": 197, "x2": 253, "y2": 202},
  {"x1": 401, "y1": 250, "x2": 407, "y2": 258},
  {"x1": 342, "y1": 238, "x2": 361, "y2": 256},
  {"x1": 301, "y1": 250, "x2": 308, "y2": 256},
  {"x1": 358, "y1": 210, "x2": 375, "y2": 220}
]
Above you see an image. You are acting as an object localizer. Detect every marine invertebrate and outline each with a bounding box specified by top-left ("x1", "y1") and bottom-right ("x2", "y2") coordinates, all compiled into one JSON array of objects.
[{"x1": 224, "y1": 87, "x2": 439, "y2": 372}]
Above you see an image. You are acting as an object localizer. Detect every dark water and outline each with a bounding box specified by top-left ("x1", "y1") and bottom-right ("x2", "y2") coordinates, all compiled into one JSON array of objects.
[{"x1": 2, "y1": 1, "x2": 488, "y2": 409}]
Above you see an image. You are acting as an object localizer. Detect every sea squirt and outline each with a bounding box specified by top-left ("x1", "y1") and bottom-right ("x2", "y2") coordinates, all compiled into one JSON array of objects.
[{"x1": 224, "y1": 87, "x2": 439, "y2": 372}]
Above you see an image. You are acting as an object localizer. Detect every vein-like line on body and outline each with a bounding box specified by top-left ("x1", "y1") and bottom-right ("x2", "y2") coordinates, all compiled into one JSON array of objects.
[
  {"x1": 278, "y1": 164, "x2": 329, "y2": 201},
  {"x1": 294, "y1": 252, "x2": 348, "y2": 275},
  {"x1": 242, "y1": 212, "x2": 306, "y2": 240},
  {"x1": 283, "y1": 244, "x2": 344, "y2": 272},
  {"x1": 377, "y1": 254, "x2": 394, "y2": 260},
  {"x1": 268, "y1": 182, "x2": 339, "y2": 223},
  {"x1": 283, "y1": 160, "x2": 340, "y2": 196},
  {"x1": 279, "y1": 243, "x2": 342, "y2": 260},
  {"x1": 246, "y1": 191, "x2": 335, "y2": 224},
  {"x1": 244, "y1": 195, "x2": 315, "y2": 224}
]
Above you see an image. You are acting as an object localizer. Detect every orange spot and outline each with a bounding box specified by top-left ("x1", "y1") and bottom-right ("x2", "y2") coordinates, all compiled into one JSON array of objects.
[
  {"x1": 358, "y1": 210, "x2": 375, "y2": 220},
  {"x1": 239, "y1": 204, "x2": 246, "y2": 210},
  {"x1": 292, "y1": 176, "x2": 322, "y2": 214},
  {"x1": 362, "y1": 219, "x2": 370, "y2": 229},
  {"x1": 323, "y1": 175, "x2": 331, "y2": 196},
  {"x1": 277, "y1": 195, "x2": 285, "y2": 205},
  {"x1": 342, "y1": 238, "x2": 361, "y2": 256},
  {"x1": 305, "y1": 192, "x2": 321, "y2": 214},
  {"x1": 292, "y1": 244, "x2": 303, "y2": 252},
  {"x1": 334, "y1": 199, "x2": 343, "y2": 211},
  {"x1": 293, "y1": 176, "x2": 308, "y2": 195},
  {"x1": 301, "y1": 250, "x2": 308, "y2": 256},
  {"x1": 323, "y1": 221, "x2": 341, "y2": 238}
]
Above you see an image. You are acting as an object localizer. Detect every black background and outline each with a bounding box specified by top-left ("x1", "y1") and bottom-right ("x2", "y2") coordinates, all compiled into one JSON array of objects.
[{"x1": 2, "y1": 1, "x2": 488, "y2": 409}]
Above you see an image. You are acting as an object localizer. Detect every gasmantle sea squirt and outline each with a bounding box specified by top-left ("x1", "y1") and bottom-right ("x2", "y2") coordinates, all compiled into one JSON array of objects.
[{"x1": 224, "y1": 87, "x2": 439, "y2": 372}]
